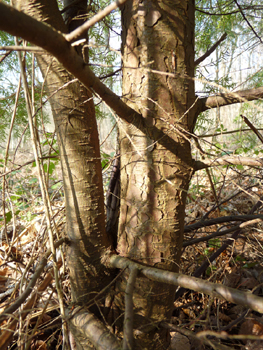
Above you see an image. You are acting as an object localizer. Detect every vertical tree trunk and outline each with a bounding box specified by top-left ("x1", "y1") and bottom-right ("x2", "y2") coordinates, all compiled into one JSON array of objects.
[
  {"x1": 15, "y1": 0, "x2": 112, "y2": 305},
  {"x1": 116, "y1": 0, "x2": 195, "y2": 348}
]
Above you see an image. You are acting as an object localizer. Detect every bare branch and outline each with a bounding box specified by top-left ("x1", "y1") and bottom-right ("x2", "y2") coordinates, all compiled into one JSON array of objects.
[
  {"x1": 194, "y1": 32, "x2": 227, "y2": 67},
  {"x1": 199, "y1": 127, "x2": 263, "y2": 138},
  {"x1": 65, "y1": 0, "x2": 129, "y2": 43},
  {"x1": 184, "y1": 214, "x2": 263, "y2": 233},
  {"x1": 184, "y1": 225, "x2": 238, "y2": 247},
  {"x1": 197, "y1": 86, "x2": 263, "y2": 113},
  {"x1": 107, "y1": 254, "x2": 263, "y2": 314},
  {"x1": 194, "y1": 155, "x2": 263, "y2": 171},
  {"x1": 0, "y1": 45, "x2": 43, "y2": 51}
]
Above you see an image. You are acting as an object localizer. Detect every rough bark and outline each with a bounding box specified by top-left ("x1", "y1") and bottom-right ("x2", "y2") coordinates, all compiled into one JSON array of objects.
[
  {"x1": 115, "y1": 0, "x2": 195, "y2": 348},
  {"x1": 14, "y1": 0, "x2": 112, "y2": 306}
]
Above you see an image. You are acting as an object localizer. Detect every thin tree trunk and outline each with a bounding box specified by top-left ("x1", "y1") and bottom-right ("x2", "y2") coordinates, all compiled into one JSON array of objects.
[{"x1": 14, "y1": 0, "x2": 112, "y2": 305}]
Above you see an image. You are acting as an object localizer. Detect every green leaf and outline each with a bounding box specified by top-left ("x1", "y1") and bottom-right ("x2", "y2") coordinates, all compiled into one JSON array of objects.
[
  {"x1": 51, "y1": 182, "x2": 62, "y2": 190},
  {"x1": 48, "y1": 162, "x2": 55, "y2": 175},
  {"x1": 236, "y1": 165, "x2": 244, "y2": 170},
  {"x1": 5, "y1": 211, "x2": 12, "y2": 224},
  {"x1": 28, "y1": 177, "x2": 38, "y2": 184}
]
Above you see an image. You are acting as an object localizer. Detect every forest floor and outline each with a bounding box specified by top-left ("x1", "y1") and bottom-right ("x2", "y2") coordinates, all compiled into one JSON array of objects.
[{"x1": 0, "y1": 151, "x2": 263, "y2": 349}]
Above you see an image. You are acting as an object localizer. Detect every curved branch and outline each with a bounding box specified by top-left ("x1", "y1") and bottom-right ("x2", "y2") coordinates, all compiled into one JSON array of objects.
[
  {"x1": 106, "y1": 254, "x2": 263, "y2": 314},
  {"x1": 68, "y1": 306, "x2": 121, "y2": 350}
]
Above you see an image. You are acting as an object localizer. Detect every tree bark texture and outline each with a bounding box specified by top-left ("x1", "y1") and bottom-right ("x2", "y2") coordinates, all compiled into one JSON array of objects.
[
  {"x1": 15, "y1": 0, "x2": 112, "y2": 305},
  {"x1": 115, "y1": 0, "x2": 195, "y2": 348}
]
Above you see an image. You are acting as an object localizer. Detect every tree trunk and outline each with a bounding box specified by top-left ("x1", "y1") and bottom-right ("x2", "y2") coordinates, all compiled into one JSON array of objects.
[
  {"x1": 15, "y1": 0, "x2": 112, "y2": 305},
  {"x1": 115, "y1": 0, "x2": 195, "y2": 348}
]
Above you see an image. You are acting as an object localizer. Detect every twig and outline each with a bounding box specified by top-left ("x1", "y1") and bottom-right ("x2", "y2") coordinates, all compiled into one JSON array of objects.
[
  {"x1": 0, "y1": 259, "x2": 63, "y2": 350},
  {"x1": 86, "y1": 268, "x2": 126, "y2": 309},
  {"x1": 221, "y1": 309, "x2": 249, "y2": 332},
  {"x1": 241, "y1": 114, "x2": 263, "y2": 144},
  {"x1": 183, "y1": 218, "x2": 262, "y2": 247},
  {"x1": 176, "y1": 198, "x2": 263, "y2": 300},
  {"x1": 194, "y1": 156, "x2": 263, "y2": 171},
  {"x1": 2, "y1": 75, "x2": 21, "y2": 248},
  {"x1": 99, "y1": 68, "x2": 122, "y2": 80},
  {"x1": 161, "y1": 322, "x2": 233, "y2": 350},
  {"x1": 202, "y1": 183, "x2": 261, "y2": 220},
  {"x1": 184, "y1": 214, "x2": 263, "y2": 233},
  {"x1": 205, "y1": 168, "x2": 220, "y2": 214},
  {"x1": 16, "y1": 41, "x2": 67, "y2": 345},
  {"x1": 123, "y1": 267, "x2": 137, "y2": 350},
  {"x1": 100, "y1": 122, "x2": 117, "y2": 147},
  {"x1": 199, "y1": 127, "x2": 263, "y2": 138},
  {"x1": 234, "y1": 0, "x2": 263, "y2": 44},
  {"x1": 65, "y1": 0, "x2": 129, "y2": 43},
  {"x1": 0, "y1": 238, "x2": 66, "y2": 323},
  {"x1": 0, "y1": 49, "x2": 12, "y2": 63}
]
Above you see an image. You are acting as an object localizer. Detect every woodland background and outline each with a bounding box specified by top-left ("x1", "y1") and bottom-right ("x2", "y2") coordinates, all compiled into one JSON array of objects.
[{"x1": 1, "y1": 0, "x2": 263, "y2": 350}]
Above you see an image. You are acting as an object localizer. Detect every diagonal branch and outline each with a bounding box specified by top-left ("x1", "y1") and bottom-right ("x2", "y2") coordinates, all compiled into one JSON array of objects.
[
  {"x1": 0, "y1": 3, "x2": 192, "y2": 160},
  {"x1": 1, "y1": 3, "x2": 263, "y2": 153},
  {"x1": 65, "y1": 0, "x2": 129, "y2": 43},
  {"x1": 234, "y1": 0, "x2": 263, "y2": 44},
  {"x1": 241, "y1": 114, "x2": 263, "y2": 144},
  {"x1": 194, "y1": 32, "x2": 227, "y2": 67}
]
